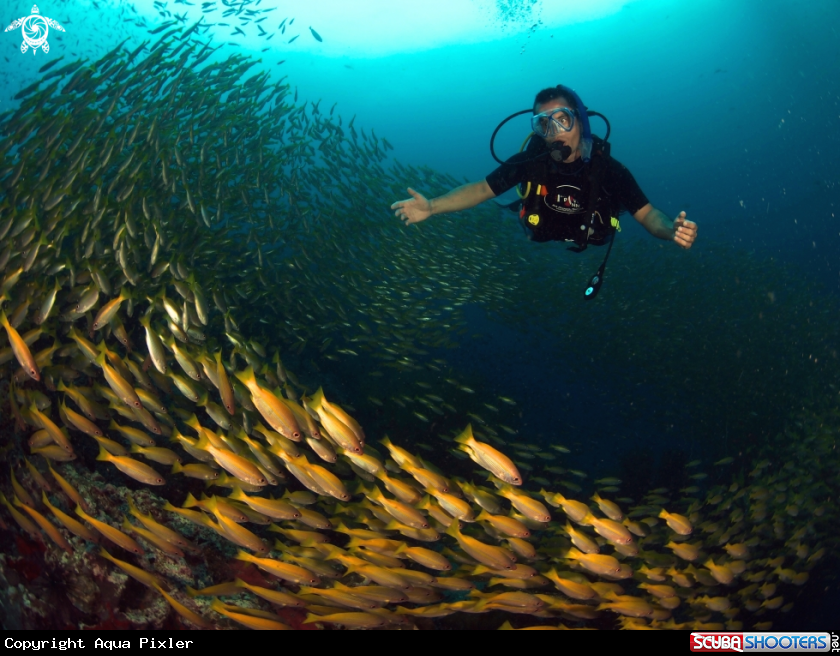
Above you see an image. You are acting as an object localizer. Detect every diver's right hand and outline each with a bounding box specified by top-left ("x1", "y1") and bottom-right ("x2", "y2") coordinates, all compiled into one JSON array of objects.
[{"x1": 391, "y1": 187, "x2": 432, "y2": 225}]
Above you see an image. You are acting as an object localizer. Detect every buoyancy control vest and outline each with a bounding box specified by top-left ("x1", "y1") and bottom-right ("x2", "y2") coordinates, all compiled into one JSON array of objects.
[{"x1": 517, "y1": 135, "x2": 621, "y2": 248}]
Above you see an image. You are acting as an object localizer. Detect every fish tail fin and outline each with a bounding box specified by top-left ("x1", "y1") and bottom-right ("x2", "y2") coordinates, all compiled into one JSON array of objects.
[
  {"x1": 454, "y1": 424, "x2": 474, "y2": 445},
  {"x1": 126, "y1": 494, "x2": 140, "y2": 516},
  {"x1": 318, "y1": 544, "x2": 343, "y2": 561},
  {"x1": 233, "y1": 365, "x2": 255, "y2": 386},
  {"x1": 95, "y1": 446, "x2": 111, "y2": 462},
  {"x1": 203, "y1": 495, "x2": 219, "y2": 514},
  {"x1": 445, "y1": 519, "x2": 461, "y2": 539},
  {"x1": 183, "y1": 492, "x2": 200, "y2": 508},
  {"x1": 309, "y1": 387, "x2": 325, "y2": 407},
  {"x1": 233, "y1": 549, "x2": 252, "y2": 562},
  {"x1": 171, "y1": 460, "x2": 184, "y2": 473}
]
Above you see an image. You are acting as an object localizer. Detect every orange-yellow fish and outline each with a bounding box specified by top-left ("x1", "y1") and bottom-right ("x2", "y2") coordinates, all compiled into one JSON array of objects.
[
  {"x1": 234, "y1": 367, "x2": 301, "y2": 440},
  {"x1": 394, "y1": 543, "x2": 452, "y2": 571},
  {"x1": 14, "y1": 497, "x2": 72, "y2": 553},
  {"x1": 95, "y1": 349, "x2": 142, "y2": 409},
  {"x1": 100, "y1": 548, "x2": 161, "y2": 587},
  {"x1": 92, "y1": 288, "x2": 130, "y2": 331},
  {"x1": 46, "y1": 464, "x2": 88, "y2": 511},
  {"x1": 0, "y1": 309, "x2": 39, "y2": 380},
  {"x1": 234, "y1": 550, "x2": 321, "y2": 586},
  {"x1": 476, "y1": 510, "x2": 530, "y2": 538},
  {"x1": 211, "y1": 599, "x2": 291, "y2": 630},
  {"x1": 446, "y1": 521, "x2": 515, "y2": 571},
  {"x1": 96, "y1": 447, "x2": 165, "y2": 485},
  {"x1": 659, "y1": 509, "x2": 693, "y2": 535},
  {"x1": 41, "y1": 492, "x2": 98, "y2": 542},
  {"x1": 77, "y1": 508, "x2": 144, "y2": 554},
  {"x1": 154, "y1": 584, "x2": 214, "y2": 629},
  {"x1": 234, "y1": 579, "x2": 306, "y2": 607},
  {"x1": 126, "y1": 496, "x2": 192, "y2": 550},
  {"x1": 454, "y1": 424, "x2": 522, "y2": 485},
  {"x1": 29, "y1": 405, "x2": 74, "y2": 454}
]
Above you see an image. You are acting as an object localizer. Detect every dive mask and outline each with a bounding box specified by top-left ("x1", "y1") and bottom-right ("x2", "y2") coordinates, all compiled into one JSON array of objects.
[{"x1": 531, "y1": 107, "x2": 576, "y2": 139}]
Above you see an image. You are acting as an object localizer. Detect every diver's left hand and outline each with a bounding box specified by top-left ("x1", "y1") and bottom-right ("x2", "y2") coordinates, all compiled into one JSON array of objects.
[{"x1": 673, "y1": 212, "x2": 697, "y2": 249}]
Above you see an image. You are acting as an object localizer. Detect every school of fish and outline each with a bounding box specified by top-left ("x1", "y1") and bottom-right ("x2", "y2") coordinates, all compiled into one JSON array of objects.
[{"x1": 0, "y1": 16, "x2": 837, "y2": 631}]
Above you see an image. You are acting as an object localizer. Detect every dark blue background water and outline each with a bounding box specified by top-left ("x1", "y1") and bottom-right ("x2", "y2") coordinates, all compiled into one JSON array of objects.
[{"x1": 1, "y1": 0, "x2": 838, "y2": 629}]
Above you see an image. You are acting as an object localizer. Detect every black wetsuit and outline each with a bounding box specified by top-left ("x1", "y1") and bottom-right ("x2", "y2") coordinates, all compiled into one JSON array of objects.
[{"x1": 485, "y1": 149, "x2": 650, "y2": 244}]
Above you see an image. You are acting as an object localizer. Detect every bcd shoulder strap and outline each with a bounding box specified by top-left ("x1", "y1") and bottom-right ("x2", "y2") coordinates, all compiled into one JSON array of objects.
[{"x1": 568, "y1": 148, "x2": 607, "y2": 253}]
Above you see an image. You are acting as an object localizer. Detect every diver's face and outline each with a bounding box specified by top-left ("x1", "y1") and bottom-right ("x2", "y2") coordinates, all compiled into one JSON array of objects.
[{"x1": 535, "y1": 99, "x2": 581, "y2": 162}]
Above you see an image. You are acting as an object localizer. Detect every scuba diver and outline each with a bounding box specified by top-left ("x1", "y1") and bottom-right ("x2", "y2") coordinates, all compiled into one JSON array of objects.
[{"x1": 390, "y1": 85, "x2": 697, "y2": 298}]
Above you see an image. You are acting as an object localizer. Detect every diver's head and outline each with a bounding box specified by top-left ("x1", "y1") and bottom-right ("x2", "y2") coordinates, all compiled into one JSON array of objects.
[{"x1": 533, "y1": 86, "x2": 582, "y2": 163}]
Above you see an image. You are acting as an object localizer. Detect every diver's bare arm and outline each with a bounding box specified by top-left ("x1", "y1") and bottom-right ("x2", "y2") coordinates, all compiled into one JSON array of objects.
[
  {"x1": 634, "y1": 204, "x2": 676, "y2": 240},
  {"x1": 430, "y1": 181, "x2": 496, "y2": 216}
]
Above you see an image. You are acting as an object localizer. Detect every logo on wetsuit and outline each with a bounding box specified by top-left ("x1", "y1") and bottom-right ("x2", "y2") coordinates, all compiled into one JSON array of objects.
[{"x1": 544, "y1": 185, "x2": 584, "y2": 214}]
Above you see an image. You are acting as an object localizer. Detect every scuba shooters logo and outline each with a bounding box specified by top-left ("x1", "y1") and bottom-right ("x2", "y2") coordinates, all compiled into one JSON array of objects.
[
  {"x1": 4, "y1": 5, "x2": 66, "y2": 55},
  {"x1": 690, "y1": 632, "x2": 833, "y2": 652},
  {"x1": 488, "y1": 84, "x2": 616, "y2": 301}
]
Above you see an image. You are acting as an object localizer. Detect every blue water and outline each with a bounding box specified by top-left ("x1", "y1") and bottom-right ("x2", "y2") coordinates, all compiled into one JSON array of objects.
[
  {"x1": 4, "y1": 0, "x2": 838, "y2": 276},
  {"x1": 1, "y1": 0, "x2": 838, "y2": 629}
]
